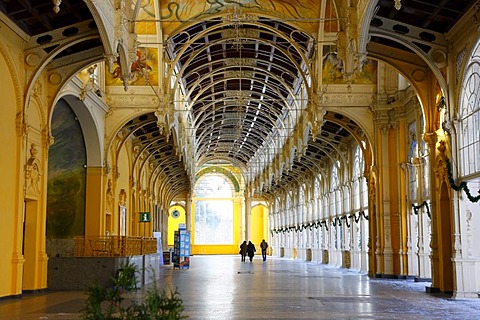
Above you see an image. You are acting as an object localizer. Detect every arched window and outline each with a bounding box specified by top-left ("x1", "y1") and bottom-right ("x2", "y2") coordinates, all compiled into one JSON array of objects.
[
  {"x1": 194, "y1": 174, "x2": 234, "y2": 244},
  {"x1": 459, "y1": 52, "x2": 480, "y2": 177}
]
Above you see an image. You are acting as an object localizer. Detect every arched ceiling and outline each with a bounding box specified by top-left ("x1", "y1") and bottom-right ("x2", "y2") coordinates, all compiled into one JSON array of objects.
[
  {"x1": 1, "y1": 0, "x2": 477, "y2": 201},
  {"x1": 369, "y1": 0, "x2": 478, "y2": 58},
  {"x1": 261, "y1": 111, "x2": 365, "y2": 197},
  {"x1": 0, "y1": 0, "x2": 102, "y2": 71},
  {"x1": 166, "y1": 15, "x2": 314, "y2": 170},
  {"x1": 118, "y1": 113, "x2": 190, "y2": 202}
]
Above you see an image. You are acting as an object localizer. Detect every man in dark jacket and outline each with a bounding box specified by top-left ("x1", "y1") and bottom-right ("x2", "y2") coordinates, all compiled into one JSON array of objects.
[
  {"x1": 247, "y1": 241, "x2": 256, "y2": 262},
  {"x1": 260, "y1": 239, "x2": 268, "y2": 261},
  {"x1": 239, "y1": 240, "x2": 247, "y2": 262}
]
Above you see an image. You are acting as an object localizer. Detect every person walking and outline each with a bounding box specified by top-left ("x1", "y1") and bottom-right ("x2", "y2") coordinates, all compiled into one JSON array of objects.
[
  {"x1": 247, "y1": 241, "x2": 256, "y2": 262},
  {"x1": 239, "y1": 240, "x2": 247, "y2": 262},
  {"x1": 260, "y1": 239, "x2": 268, "y2": 261}
]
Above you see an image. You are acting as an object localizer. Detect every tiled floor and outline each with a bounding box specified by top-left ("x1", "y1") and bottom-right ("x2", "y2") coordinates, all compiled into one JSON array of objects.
[{"x1": 1, "y1": 255, "x2": 480, "y2": 319}]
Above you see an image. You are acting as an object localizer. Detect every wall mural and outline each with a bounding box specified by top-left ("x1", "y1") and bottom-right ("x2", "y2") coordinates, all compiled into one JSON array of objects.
[
  {"x1": 106, "y1": 48, "x2": 159, "y2": 86},
  {"x1": 159, "y1": 0, "x2": 323, "y2": 35},
  {"x1": 46, "y1": 100, "x2": 86, "y2": 238},
  {"x1": 136, "y1": 0, "x2": 156, "y2": 35}
]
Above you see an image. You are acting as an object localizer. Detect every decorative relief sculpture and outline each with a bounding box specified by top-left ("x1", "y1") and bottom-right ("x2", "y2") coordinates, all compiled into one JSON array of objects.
[
  {"x1": 119, "y1": 189, "x2": 127, "y2": 206},
  {"x1": 106, "y1": 179, "x2": 113, "y2": 214},
  {"x1": 25, "y1": 143, "x2": 42, "y2": 196}
]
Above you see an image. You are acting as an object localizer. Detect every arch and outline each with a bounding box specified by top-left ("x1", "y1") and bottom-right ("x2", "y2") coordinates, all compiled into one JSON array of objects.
[
  {"x1": 84, "y1": 0, "x2": 117, "y2": 61},
  {"x1": 0, "y1": 39, "x2": 22, "y2": 116},
  {"x1": 367, "y1": 30, "x2": 446, "y2": 95},
  {"x1": 168, "y1": 16, "x2": 314, "y2": 95},
  {"x1": 196, "y1": 167, "x2": 240, "y2": 193},
  {"x1": 251, "y1": 202, "x2": 269, "y2": 247},
  {"x1": 25, "y1": 34, "x2": 103, "y2": 110},
  {"x1": 165, "y1": 13, "x2": 316, "y2": 171},
  {"x1": 61, "y1": 95, "x2": 103, "y2": 167},
  {"x1": 47, "y1": 99, "x2": 88, "y2": 238}
]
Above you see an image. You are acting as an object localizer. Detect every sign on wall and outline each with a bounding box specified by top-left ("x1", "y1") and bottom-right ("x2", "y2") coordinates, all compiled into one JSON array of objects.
[{"x1": 139, "y1": 212, "x2": 151, "y2": 222}]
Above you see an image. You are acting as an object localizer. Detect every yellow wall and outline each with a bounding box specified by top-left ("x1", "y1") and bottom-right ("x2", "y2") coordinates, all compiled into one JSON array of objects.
[
  {"x1": 115, "y1": 143, "x2": 130, "y2": 235},
  {"x1": 0, "y1": 50, "x2": 22, "y2": 297},
  {"x1": 0, "y1": 21, "x2": 51, "y2": 297},
  {"x1": 168, "y1": 205, "x2": 186, "y2": 246},
  {"x1": 24, "y1": 99, "x2": 48, "y2": 290},
  {"x1": 251, "y1": 205, "x2": 268, "y2": 247}
]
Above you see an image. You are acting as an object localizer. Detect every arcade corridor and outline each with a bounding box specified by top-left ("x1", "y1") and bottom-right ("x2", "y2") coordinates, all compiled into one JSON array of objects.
[{"x1": 3, "y1": 0, "x2": 480, "y2": 306}]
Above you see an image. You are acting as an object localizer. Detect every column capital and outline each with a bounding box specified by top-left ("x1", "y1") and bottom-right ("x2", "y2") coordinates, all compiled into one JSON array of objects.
[{"x1": 422, "y1": 132, "x2": 437, "y2": 146}]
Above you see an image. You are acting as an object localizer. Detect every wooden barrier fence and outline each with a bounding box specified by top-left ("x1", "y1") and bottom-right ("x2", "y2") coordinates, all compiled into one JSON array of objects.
[{"x1": 75, "y1": 236, "x2": 157, "y2": 257}]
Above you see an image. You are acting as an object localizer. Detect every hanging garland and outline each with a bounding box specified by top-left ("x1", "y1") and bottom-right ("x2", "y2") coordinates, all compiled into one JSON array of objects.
[
  {"x1": 321, "y1": 220, "x2": 329, "y2": 231},
  {"x1": 342, "y1": 215, "x2": 351, "y2": 228},
  {"x1": 349, "y1": 211, "x2": 367, "y2": 223},
  {"x1": 360, "y1": 211, "x2": 369, "y2": 220},
  {"x1": 412, "y1": 201, "x2": 431, "y2": 219},
  {"x1": 350, "y1": 212, "x2": 359, "y2": 223},
  {"x1": 270, "y1": 213, "x2": 362, "y2": 235},
  {"x1": 332, "y1": 217, "x2": 340, "y2": 227},
  {"x1": 446, "y1": 157, "x2": 480, "y2": 203}
]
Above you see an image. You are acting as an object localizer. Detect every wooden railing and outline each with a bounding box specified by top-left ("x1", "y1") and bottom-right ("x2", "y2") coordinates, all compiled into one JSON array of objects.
[{"x1": 75, "y1": 236, "x2": 157, "y2": 257}]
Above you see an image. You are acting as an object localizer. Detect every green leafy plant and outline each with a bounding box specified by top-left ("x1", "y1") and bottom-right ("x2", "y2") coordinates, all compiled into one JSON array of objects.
[{"x1": 81, "y1": 261, "x2": 187, "y2": 319}]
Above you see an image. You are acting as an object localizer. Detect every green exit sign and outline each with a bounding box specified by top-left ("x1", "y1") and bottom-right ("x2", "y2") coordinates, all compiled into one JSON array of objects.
[{"x1": 139, "y1": 212, "x2": 151, "y2": 222}]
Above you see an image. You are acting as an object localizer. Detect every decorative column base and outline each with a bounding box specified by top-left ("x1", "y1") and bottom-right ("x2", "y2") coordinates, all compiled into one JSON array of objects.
[{"x1": 11, "y1": 252, "x2": 25, "y2": 296}]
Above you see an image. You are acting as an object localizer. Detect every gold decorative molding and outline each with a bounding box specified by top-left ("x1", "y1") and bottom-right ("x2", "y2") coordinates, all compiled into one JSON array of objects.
[
  {"x1": 119, "y1": 188, "x2": 127, "y2": 206},
  {"x1": 0, "y1": 39, "x2": 23, "y2": 117},
  {"x1": 106, "y1": 178, "x2": 113, "y2": 214},
  {"x1": 422, "y1": 132, "x2": 438, "y2": 146},
  {"x1": 106, "y1": 94, "x2": 158, "y2": 107},
  {"x1": 16, "y1": 112, "x2": 28, "y2": 139},
  {"x1": 25, "y1": 143, "x2": 42, "y2": 197},
  {"x1": 52, "y1": 0, "x2": 62, "y2": 13},
  {"x1": 42, "y1": 128, "x2": 55, "y2": 149}
]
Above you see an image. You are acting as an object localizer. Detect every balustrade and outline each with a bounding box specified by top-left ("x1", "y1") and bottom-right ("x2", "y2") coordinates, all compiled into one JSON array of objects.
[{"x1": 75, "y1": 236, "x2": 157, "y2": 257}]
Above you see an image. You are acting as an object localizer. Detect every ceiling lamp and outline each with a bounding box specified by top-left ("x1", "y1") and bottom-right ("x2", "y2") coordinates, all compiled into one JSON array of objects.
[
  {"x1": 394, "y1": 0, "x2": 401, "y2": 10},
  {"x1": 53, "y1": 0, "x2": 62, "y2": 13}
]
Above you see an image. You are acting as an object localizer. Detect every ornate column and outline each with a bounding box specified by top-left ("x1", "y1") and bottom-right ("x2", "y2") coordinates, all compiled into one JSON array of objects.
[
  {"x1": 395, "y1": 110, "x2": 408, "y2": 277},
  {"x1": 186, "y1": 194, "x2": 192, "y2": 232},
  {"x1": 366, "y1": 168, "x2": 378, "y2": 277},
  {"x1": 379, "y1": 123, "x2": 394, "y2": 275},
  {"x1": 423, "y1": 132, "x2": 439, "y2": 291},
  {"x1": 449, "y1": 118, "x2": 470, "y2": 298},
  {"x1": 402, "y1": 161, "x2": 418, "y2": 277}
]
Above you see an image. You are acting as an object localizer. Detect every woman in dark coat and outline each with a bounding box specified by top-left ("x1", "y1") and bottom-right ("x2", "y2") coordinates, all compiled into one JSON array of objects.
[
  {"x1": 247, "y1": 241, "x2": 256, "y2": 262},
  {"x1": 239, "y1": 241, "x2": 247, "y2": 262}
]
